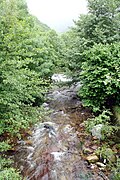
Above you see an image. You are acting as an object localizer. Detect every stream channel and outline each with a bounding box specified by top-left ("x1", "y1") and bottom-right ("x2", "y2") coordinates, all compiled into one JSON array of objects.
[{"x1": 12, "y1": 74, "x2": 108, "y2": 180}]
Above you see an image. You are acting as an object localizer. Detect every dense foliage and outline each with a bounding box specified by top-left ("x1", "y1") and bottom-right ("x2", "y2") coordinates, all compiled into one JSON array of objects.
[
  {"x1": 62, "y1": 0, "x2": 120, "y2": 111},
  {"x1": 0, "y1": 0, "x2": 62, "y2": 178},
  {"x1": 0, "y1": 0, "x2": 62, "y2": 137},
  {"x1": 78, "y1": 42, "x2": 120, "y2": 111},
  {"x1": 0, "y1": 0, "x2": 42, "y2": 137}
]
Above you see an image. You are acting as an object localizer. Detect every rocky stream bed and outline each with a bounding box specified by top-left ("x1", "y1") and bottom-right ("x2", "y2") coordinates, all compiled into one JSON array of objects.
[{"x1": 11, "y1": 74, "x2": 111, "y2": 180}]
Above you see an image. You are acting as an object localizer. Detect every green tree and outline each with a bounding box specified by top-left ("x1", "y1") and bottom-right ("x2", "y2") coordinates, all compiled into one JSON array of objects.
[
  {"x1": 78, "y1": 43, "x2": 120, "y2": 111},
  {"x1": 75, "y1": 0, "x2": 120, "y2": 44},
  {"x1": 61, "y1": 29, "x2": 90, "y2": 78},
  {"x1": 0, "y1": 0, "x2": 45, "y2": 136},
  {"x1": 0, "y1": 0, "x2": 61, "y2": 177},
  {"x1": 62, "y1": 0, "x2": 120, "y2": 77},
  {"x1": 0, "y1": 0, "x2": 60, "y2": 141},
  {"x1": 61, "y1": 0, "x2": 120, "y2": 110}
]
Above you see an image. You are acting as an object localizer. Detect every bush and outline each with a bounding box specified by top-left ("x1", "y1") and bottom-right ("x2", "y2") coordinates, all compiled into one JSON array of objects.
[
  {"x1": 95, "y1": 145, "x2": 116, "y2": 165},
  {"x1": 111, "y1": 158, "x2": 120, "y2": 180},
  {"x1": 0, "y1": 157, "x2": 22, "y2": 180},
  {"x1": 78, "y1": 43, "x2": 120, "y2": 112},
  {"x1": 0, "y1": 168, "x2": 22, "y2": 180},
  {"x1": 85, "y1": 110, "x2": 118, "y2": 140}
]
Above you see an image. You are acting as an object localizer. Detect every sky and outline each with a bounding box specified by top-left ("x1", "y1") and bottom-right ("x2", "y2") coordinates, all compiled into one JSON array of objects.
[{"x1": 26, "y1": 0, "x2": 88, "y2": 32}]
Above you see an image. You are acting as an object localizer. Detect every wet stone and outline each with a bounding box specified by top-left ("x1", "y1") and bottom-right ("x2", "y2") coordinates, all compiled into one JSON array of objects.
[
  {"x1": 96, "y1": 162, "x2": 106, "y2": 168},
  {"x1": 91, "y1": 145, "x2": 98, "y2": 150},
  {"x1": 86, "y1": 154, "x2": 99, "y2": 163},
  {"x1": 83, "y1": 147, "x2": 94, "y2": 154}
]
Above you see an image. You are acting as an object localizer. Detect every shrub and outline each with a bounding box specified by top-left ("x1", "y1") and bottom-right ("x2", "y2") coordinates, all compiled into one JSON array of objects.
[
  {"x1": 0, "y1": 168, "x2": 22, "y2": 180},
  {"x1": 0, "y1": 157, "x2": 22, "y2": 180},
  {"x1": 85, "y1": 110, "x2": 119, "y2": 140},
  {"x1": 95, "y1": 145, "x2": 115, "y2": 164},
  {"x1": 78, "y1": 43, "x2": 120, "y2": 112}
]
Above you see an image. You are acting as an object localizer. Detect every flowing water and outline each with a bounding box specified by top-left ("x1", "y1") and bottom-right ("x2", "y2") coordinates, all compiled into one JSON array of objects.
[{"x1": 13, "y1": 74, "x2": 107, "y2": 180}]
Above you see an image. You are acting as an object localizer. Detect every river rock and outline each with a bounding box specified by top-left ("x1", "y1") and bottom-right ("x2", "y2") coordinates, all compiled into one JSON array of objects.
[
  {"x1": 91, "y1": 145, "x2": 98, "y2": 150},
  {"x1": 86, "y1": 154, "x2": 99, "y2": 163},
  {"x1": 105, "y1": 148, "x2": 116, "y2": 163},
  {"x1": 90, "y1": 124, "x2": 103, "y2": 139},
  {"x1": 96, "y1": 162, "x2": 106, "y2": 168},
  {"x1": 60, "y1": 175, "x2": 66, "y2": 180},
  {"x1": 70, "y1": 82, "x2": 81, "y2": 92},
  {"x1": 25, "y1": 140, "x2": 33, "y2": 146},
  {"x1": 83, "y1": 147, "x2": 93, "y2": 154},
  {"x1": 90, "y1": 163, "x2": 97, "y2": 169},
  {"x1": 112, "y1": 145, "x2": 118, "y2": 153},
  {"x1": 42, "y1": 102, "x2": 49, "y2": 110}
]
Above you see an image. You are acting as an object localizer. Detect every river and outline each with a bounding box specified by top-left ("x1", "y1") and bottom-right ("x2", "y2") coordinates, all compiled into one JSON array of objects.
[{"x1": 12, "y1": 74, "x2": 108, "y2": 180}]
